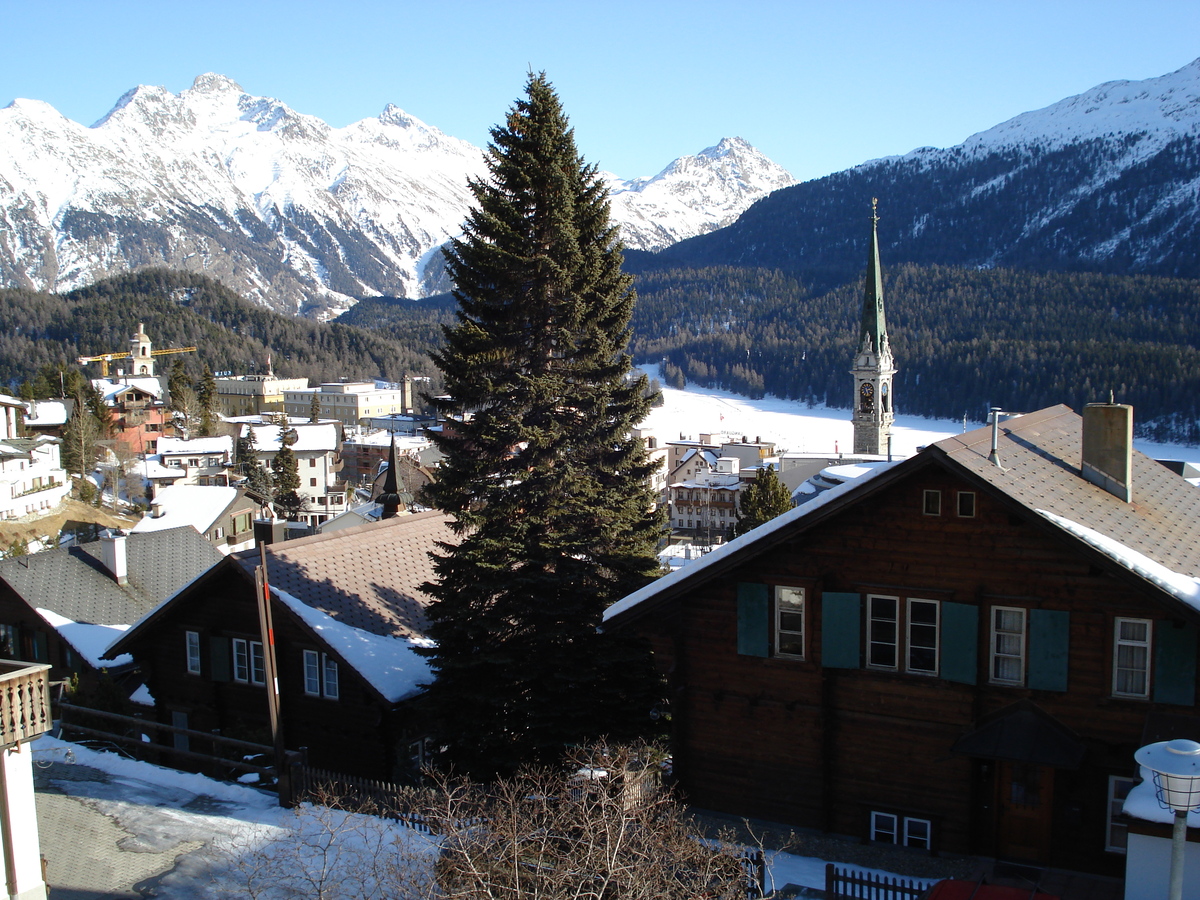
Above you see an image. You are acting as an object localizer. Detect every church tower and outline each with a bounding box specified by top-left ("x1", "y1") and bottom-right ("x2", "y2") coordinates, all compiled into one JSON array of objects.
[
  {"x1": 130, "y1": 323, "x2": 154, "y2": 376},
  {"x1": 851, "y1": 199, "x2": 896, "y2": 455}
]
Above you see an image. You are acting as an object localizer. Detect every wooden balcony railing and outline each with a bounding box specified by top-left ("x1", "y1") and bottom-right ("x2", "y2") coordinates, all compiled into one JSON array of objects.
[{"x1": 0, "y1": 662, "x2": 51, "y2": 749}]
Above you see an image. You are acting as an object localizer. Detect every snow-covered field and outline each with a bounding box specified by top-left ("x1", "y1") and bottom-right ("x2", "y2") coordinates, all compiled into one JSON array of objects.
[{"x1": 641, "y1": 370, "x2": 1200, "y2": 465}]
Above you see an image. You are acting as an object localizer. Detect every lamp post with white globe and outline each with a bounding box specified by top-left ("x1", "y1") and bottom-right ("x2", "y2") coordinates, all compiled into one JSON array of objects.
[{"x1": 1135, "y1": 739, "x2": 1200, "y2": 900}]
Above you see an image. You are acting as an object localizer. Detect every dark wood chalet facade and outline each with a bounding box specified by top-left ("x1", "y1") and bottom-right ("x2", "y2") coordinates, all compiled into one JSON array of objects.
[
  {"x1": 604, "y1": 403, "x2": 1200, "y2": 876},
  {"x1": 108, "y1": 511, "x2": 458, "y2": 781}
]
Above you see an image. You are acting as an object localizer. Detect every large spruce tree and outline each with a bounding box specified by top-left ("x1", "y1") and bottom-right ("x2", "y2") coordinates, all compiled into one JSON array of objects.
[
  {"x1": 420, "y1": 74, "x2": 665, "y2": 778},
  {"x1": 733, "y1": 464, "x2": 794, "y2": 537}
]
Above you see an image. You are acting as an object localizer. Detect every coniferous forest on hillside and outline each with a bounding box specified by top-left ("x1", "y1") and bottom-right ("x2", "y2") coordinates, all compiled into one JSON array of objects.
[{"x1": 2, "y1": 262, "x2": 1199, "y2": 443}]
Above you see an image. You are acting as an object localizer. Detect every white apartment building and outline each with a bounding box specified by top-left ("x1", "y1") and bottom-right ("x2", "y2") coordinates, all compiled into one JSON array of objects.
[
  {"x1": 283, "y1": 382, "x2": 414, "y2": 427},
  {"x1": 0, "y1": 435, "x2": 70, "y2": 520},
  {"x1": 241, "y1": 423, "x2": 345, "y2": 527},
  {"x1": 156, "y1": 436, "x2": 235, "y2": 487}
]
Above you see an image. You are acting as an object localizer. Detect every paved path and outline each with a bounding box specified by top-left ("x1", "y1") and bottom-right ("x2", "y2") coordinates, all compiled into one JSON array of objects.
[{"x1": 35, "y1": 757, "x2": 204, "y2": 899}]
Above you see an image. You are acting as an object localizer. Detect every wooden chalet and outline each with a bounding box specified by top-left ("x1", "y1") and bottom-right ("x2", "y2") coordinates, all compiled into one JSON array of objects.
[
  {"x1": 604, "y1": 402, "x2": 1200, "y2": 876},
  {"x1": 107, "y1": 510, "x2": 459, "y2": 781},
  {"x1": 0, "y1": 527, "x2": 223, "y2": 693}
]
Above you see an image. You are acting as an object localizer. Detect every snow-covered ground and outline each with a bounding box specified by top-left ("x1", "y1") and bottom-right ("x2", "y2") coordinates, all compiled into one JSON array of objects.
[
  {"x1": 641, "y1": 370, "x2": 1200, "y2": 465},
  {"x1": 31, "y1": 734, "x2": 934, "y2": 897}
]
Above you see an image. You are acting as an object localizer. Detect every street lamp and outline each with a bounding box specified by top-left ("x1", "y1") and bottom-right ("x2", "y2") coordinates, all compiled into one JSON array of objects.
[{"x1": 1135, "y1": 739, "x2": 1200, "y2": 900}]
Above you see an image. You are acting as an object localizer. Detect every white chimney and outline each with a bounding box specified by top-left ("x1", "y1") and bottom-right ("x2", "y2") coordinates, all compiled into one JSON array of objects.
[
  {"x1": 151, "y1": 501, "x2": 165, "y2": 519},
  {"x1": 100, "y1": 532, "x2": 128, "y2": 586}
]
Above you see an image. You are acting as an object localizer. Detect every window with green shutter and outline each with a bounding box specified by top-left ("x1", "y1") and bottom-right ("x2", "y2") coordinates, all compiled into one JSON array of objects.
[
  {"x1": 1154, "y1": 620, "x2": 1197, "y2": 706},
  {"x1": 1028, "y1": 609, "x2": 1070, "y2": 692},
  {"x1": 821, "y1": 592, "x2": 861, "y2": 669},
  {"x1": 736, "y1": 582, "x2": 769, "y2": 657},
  {"x1": 941, "y1": 602, "x2": 978, "y2": 685}
]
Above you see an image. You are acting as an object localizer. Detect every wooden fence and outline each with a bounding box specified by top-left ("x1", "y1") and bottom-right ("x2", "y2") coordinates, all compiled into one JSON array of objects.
[{"x1": 825, "y1": 863, "x2": 929, "y2": 900}]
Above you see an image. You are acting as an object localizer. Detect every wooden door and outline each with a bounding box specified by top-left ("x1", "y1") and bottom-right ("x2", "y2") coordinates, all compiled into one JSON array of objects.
[{"x1": 995, "y1": 762, "x2": 1054, "y2": 862}]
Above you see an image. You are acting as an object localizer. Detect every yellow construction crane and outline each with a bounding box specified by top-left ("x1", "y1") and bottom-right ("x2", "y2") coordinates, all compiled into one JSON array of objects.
[{"x1": 77, "y1": 345, "x2": 197, "y2": 377}]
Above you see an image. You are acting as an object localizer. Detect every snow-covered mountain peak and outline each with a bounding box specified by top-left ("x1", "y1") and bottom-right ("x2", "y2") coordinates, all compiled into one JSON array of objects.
[
  {"x1": 0, "y1": 75, "x2": 795, "y2": 314},
  {"x1": 189, "y1": 73, "x2": 245, "y2": 95},
  {"x1": 960, "y1": 55, "x2": 1200, "y2": 156}
]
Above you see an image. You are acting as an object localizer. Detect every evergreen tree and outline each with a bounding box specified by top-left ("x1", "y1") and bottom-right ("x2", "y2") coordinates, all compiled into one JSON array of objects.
[
  {"x1": 235, "y1": 426, "x2": 274, "y2": 505},
  {"x1": 308, "y1": 390, "x2": 321, "y2": 423},
  {"x1": 419, "y1": 74, "x2": 666, "y2": 779},
  {"x1": 733, "y1": 464, "x2": 794, "y2": 537},
  {"x1": 197, "y1": 366, "x2": 218, "y2": 436},
  {"x1": 271, "y1": 430, "x2": 305, "y2": 519}
]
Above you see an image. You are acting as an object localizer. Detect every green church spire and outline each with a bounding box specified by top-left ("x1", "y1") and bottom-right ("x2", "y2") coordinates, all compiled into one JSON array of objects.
[{"x1": 859, "y1": 197, "x2": 888, "y2": 356}]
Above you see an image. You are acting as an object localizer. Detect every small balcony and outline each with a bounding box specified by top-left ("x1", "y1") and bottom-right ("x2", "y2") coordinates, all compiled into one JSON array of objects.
[{"x1": 0, "y1": 661, "x2": 51, "y2": 750}]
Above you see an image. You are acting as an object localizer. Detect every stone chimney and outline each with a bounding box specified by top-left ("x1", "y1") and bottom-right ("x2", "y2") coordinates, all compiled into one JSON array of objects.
[
  {"x1": 99, "y1": 532, "x2": 129, "y2": 585},
  {"x1": 1081, "y1": 403, "x2": 1134, "y2": 502}
]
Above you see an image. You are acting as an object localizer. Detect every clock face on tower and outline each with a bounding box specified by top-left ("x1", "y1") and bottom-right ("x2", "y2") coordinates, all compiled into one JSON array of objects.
[{"x1": 860, "y1": 381, "x2": 875, "y2": 413}]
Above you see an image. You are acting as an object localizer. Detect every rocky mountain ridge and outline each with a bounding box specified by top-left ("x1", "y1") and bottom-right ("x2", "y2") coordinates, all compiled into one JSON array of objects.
[{"x1": 0, "y1": 75, "x2": 794, "y2": 317}]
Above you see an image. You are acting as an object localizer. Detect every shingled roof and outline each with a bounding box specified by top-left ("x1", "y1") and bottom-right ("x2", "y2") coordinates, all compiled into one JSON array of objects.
[
  {"x1": 229, "y1": 509, "x2": 458, "y2": 641},
  {"x1": 606, "y1": 404, "x2": 1200, "y2": 625},
  {"x1": 926, "y1": 404, "x2": 1200, "y2": 577},
  {"x1": 0, "y1": 526, "x2": 223, "y2": 627}
]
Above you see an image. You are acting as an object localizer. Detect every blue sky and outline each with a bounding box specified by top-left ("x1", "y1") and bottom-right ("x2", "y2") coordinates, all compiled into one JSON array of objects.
[{"x1": 3, "y1": 1, "x2": 1199, "y2": 182}]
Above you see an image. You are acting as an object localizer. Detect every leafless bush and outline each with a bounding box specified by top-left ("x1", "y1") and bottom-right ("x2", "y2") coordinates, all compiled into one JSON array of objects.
[{"x1": 219, "y1": 744, "x2": 757, "y2": 900}]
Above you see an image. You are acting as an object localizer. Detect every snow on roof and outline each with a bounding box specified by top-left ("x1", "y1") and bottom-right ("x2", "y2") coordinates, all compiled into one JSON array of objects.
[
  {"x1": 132, "y1": 485, "x2": 237, "y2": 534},
  {"x1": 604, "y1": 462, "x2": 896, "y2": 622},
  {"x1": 1037, "y1": 509, "x2": 1200, "y2": 610},
  {"x1": 344, "y1": 430, "x2": 431, "y2": 449},
  {"x1": 93, "y1": 377, "x2": 164, "y2": 402},
  {"x1": 139, "y1": 456, "x2": 184, "y2": 480},
  {"x1": 243, "y1": 423, "x2": 338, "y2": 453},
  {"x1": 272, "y1": 586, "x2": 432, "y2": 703},
  {"x1": 158, "y1": 436, "x2": 232, "y2": 456},
  {"x1": 25, "y1": 400, "x2": 67, "y2": 426},
  {"x1": 36, "y1": 608, "x2": 132, "y2": 668}
]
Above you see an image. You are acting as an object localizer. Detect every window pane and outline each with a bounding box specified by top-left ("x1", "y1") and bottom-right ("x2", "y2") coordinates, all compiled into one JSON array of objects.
[
  {"x1": 908, "y1": 600, "x2": 939, "y2": 673},
  {"x1": 869, "y1": 598, "x2": 898, "y2": 668},
  {"x1": 251, "y1": 642, "x2": 265, "y2": 685},
  {"x1": 775, "y1": 587, "x2": 804, "y2": 657},
  {"x1": 904, "y1": 818, "x2": 931, "y2": 850},
  {"x1": 324, "y1": 656, "x2": 340, "y2": 699},
  {"x1": 1119, "y1": 620, "x2": 1148, "y2": 643},
  {"x1": 304, "y1": 651, "x2": 320, "y2": 695},
  {"x1": 233, "y1": 639, "x2": 248, "y2": 682},
  {"x1": 870, "y1": 812, "x2": 898, "y2": 843}
]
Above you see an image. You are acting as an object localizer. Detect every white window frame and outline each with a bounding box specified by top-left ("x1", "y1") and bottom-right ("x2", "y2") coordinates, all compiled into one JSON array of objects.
[
  {"x1": 303, "y1": 649, "x2": 340, "y2": 699},
  {"x1": 957, "y1": 491, "x2": 976, "y2": 518},
  {"x1": 185, "y1": 631, "x2": 201, "y2": 675},
  {"x1": 303, "y1": 650, "x2": 321, "y2": 696},
  {"x1": 774, "y1": 586, "x2": 805, "y2": 659},
  {"x1": 922, "y1": 490, "x2": 941, "y2": 516},
  {"x1": 1113, "y1": 617, "x2": 1151, "y2": 698},
  {"x1": 867, "y1": 595, "x2": 899, "y2": 670},
  {"x1": 232, "y1": 638, "x2": 265, "y2": 686},
  {"x1": 907, "y1": 599, "x2": 940, "y2": 675},
  {"x1": 903, "y1": 817, "x2": 932, "y2": 849},
  {"x1": 870, "y1": 811, "x2": 898, "y2": 843},
  {"x1": 1106, "y1": 775, "x2": 1136, "y2": 853},
  {"x1": 989, "y1": 607, "x2": 1026, "y2": 686}
]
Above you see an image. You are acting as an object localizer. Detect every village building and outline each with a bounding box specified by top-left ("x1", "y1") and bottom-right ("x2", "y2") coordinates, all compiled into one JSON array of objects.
[
  {"x1": 107, "y1": 511, "x2": 459, "y2": 780},
  {"x1": 282, "y1": 380, "x2": 418, "y2": 428},
  {"x1": 0, "y1": 434, "x2": 69, "y2": 521},
  {"x1": 155, "y1": 435, "x2": 234, "y2": 488},
  {"x1": 239, "y1": 423, "x2": 346, "y2": 527},
  {"x1": 0, "y1": 527, "x2": 222, "y2": 694},
  {"x1": 92, "y1": 377, "x2": 173, "y2": 456},
  {"x1": 214, "y1": 372, "x2": 310, "y2": 418},
  {"x1": 605, "y1": 401, "x2": 1200, "y2": 876},
  {"x1": 131, "y1": 485, "x2": 260, "y2": 554}
]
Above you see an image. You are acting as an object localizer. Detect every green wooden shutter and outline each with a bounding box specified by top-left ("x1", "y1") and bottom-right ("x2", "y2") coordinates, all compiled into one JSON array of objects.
[
  {"x1": 940, "y1": 602, "x2": 978, "y2": 685},
  {"x1": 1028, "y1": 609, "x2": 1070, "y2": 692},
  {"x1": 736, "y1": 583, "x2": 769, "y2": 657},
  {"x1": 1154, "y1": 620, "x2": 1197, "y2": 706},
  {"x1": 821, "y1": 592, "x2": 861, "y2": 669},
  {"x1": 210, "y1": 636, "x2": 231, "y2": 682}
]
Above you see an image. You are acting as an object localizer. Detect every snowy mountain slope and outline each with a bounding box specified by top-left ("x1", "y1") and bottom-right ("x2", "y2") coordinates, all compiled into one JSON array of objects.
[
  {"x1": 643, "y1": 57, "x2": 1200, "y2": 286},
  {"x1": 0, "y1": 75, "x2": 793, "y2": 316}
]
